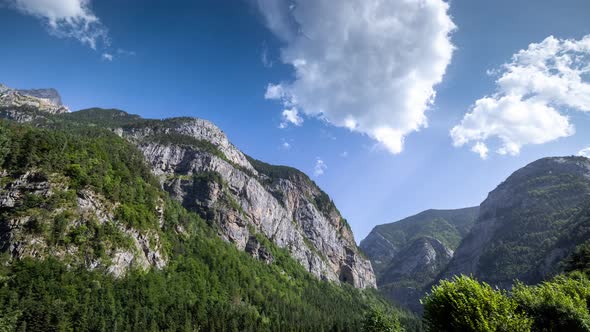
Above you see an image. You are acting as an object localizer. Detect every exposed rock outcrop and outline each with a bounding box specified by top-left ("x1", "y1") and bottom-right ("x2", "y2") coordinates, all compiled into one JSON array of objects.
[
  {"x1": 0, "y1": 83, "x2": 69, "y2": 115},
  {"x1": 0, "y1": 170, "x2": 166, "y2": 277},
  {"x1": 117, "y1": 117, "x2": 376, "y2": 288}
]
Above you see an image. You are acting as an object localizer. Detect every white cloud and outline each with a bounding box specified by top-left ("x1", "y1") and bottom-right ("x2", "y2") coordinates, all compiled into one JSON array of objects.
[
  {"x1": 101, "y1": 52, "x2": 113, "y2": 61},
  {"x1": 117, "y1": 48, "x2": 136, "y2": 56},
  {"x1": 281, "y1": 140, "x2": 291, "y2": 149},
  {"x1": 313, "y1": 158, "x2": 327, "y2": 176},
  {"x1": 452, "y1": 35, "x2": 590, "y2": 158},
  {"x1": 257, "y1": 0, "x2": 456, "y2": 154},
  {"x1": 279, "y1": 108, "x2": 303, "y2": 128},
  {"x1": 471, "y1": 142, "x2": 489, "y2": 160},
  {"x1": 261, "y1": 42, "x2": 273, "y2": 68},
  {"x1": 340, "y1": 151, "x2": 348, "y2": 158},
  {"x1": 579, "y1": 147, "x2": 590, "y2": 158},
  {"x1": 7, "y1": 0, "x2": 108, "y2": 49}
]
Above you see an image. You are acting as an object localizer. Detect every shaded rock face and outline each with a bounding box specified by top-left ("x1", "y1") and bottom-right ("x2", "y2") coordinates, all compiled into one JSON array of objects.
[
  {"x1": 118, "y1": 119, "x2": 376, "y2": 288},
  {"x1": 443, "y1": 157, "x2": 590, "y2": 287},
  {"x1": 0, "y1": 83, "x2": 69, "y2": 115},
  {"x1": 360, "y1": 207, "x2": 478, "y2": 311},
  {"x1": 18, "y1": 88, "x2": 63, "y2": 106},
  {"x1": 0, "y1": 171, "x2": 166, "y2": 277}
]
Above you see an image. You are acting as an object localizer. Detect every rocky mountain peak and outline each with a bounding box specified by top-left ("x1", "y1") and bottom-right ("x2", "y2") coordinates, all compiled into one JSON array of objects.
[
  {"x1": 18, "y1": 88, "x2": 63, "y2": 106},
  {"x1": 0, "y1": 83, "x2": 69, "y2": 115}
]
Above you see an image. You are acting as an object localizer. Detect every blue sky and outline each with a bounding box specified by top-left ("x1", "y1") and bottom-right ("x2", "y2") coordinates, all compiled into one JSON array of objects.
[{"x1": 1, "y1": 0, "x2": 590, "y2": 241}]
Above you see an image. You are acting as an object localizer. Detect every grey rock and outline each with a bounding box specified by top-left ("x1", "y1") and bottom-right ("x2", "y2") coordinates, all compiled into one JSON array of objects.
[
  {"x1": 120, "y1": 119, "x2": 376, "y2": 288},
  {"x1": 0, "y1": 83, "x2": 69, "y2": 115}
]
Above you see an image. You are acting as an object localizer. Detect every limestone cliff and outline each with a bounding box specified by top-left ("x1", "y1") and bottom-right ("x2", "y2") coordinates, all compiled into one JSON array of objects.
[{"x1": 117, "y1": 116, "x2": 375, "y2": 288}]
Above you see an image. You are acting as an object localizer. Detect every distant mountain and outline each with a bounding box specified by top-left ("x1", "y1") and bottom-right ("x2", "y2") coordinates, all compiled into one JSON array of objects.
[
  {"x1": 442, "y1": 156, "x2": 590, "y2": 288},
  {"x1": 0, "y1": 83, "x2": 69, "y2": 118},
  {"x1": 360, "y1": 207, "x2": 478, "y2": 311},
  {"x1": 17, "y1": 88, "x2": 64, "y2": 106}
]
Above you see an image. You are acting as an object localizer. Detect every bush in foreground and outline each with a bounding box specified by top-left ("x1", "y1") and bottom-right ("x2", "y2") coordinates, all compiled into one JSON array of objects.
[{"x1": 422, "y1": 275, "x2": 532, "y2": 332}]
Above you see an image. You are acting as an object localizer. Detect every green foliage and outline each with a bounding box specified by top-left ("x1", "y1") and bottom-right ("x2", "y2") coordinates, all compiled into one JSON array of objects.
[
  {"x1": 475, "y1": 166, "x2": 590, "y2": 284},
  {"x1": 422, "y1": 275, "x2": 532, "y2": 332},
  {"x1": 0, "y1": 121, "x2": 162, "y2": 231},
  {"x1": 565, "y1": 242, "x2": 590, "y2": 275},
  {"x1": 362, "y1": 308, "x2": 404, "y2": 332},
  {"x1": 512, "y1": 272, "x2": 590, "y2": 331}
]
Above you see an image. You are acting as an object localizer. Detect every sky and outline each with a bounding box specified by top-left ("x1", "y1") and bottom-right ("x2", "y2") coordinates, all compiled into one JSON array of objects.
[{"x1": 1, "y1": 0, "x2": 590, "y2": 241}]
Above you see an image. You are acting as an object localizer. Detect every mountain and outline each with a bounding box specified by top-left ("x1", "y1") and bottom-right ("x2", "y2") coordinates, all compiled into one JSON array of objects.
[
  {"x1": 360, "y1": 207, "x2": 478, "y2": 311},
  {"x1": 0, "y1": 85, "x2": 403, "y2": 331},
  {"x1": 442, "y1": 156, "x2": 590, "y2": 287},
  {"x1": 0, "y1": 84, "x2": 69, "y2": 118},
  {"x1": 0, "y1": 85, "x2": 375, "y2": 288}
]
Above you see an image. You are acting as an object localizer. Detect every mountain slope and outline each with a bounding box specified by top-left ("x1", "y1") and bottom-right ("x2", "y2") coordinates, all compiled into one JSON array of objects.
[
  {"x1": 361, "y1": 207, "x2": 478, "y2": 274},
  {"x1": 0, "y1": 84, "x2": 375, "y2": 288},
  {"x1": 71, "y1": 108, "x2": 375, "y2": 288},
  {"x1": 443, "y1": 157, "x2": 590, "y2": 287},
  {"x1": 360, "y1": 207, "x2": 478, "y2": 311},
  {"x1": 0, "y1": 86, "x2": 415, "y2": 330}
]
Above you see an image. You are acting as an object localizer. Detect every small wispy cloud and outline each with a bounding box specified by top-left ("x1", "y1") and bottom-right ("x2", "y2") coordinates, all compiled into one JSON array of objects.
[
  {"x1": 313, "y1": 158, "x2": 327, "y2": 177},
  {"x1": 101, "y1": 52, "x2": 113, "y2": 61},
  {"x1": 279, "y1": 108, "x2": 303, "y2": 128},
  {"x1": 6, "y1": 0, "x2": 109, "y2": 50},
  {"x1": 261, "y1": 41, "x2": 273, "y2": 68},
  {"x1": 281, "y1": 140, "x2": 291, "y2": 150},
  {"x1": 471, "y1": 142, "x2": 489, "y2": 160},
  {"x1": 579, "y1": 147, "x2": 590, "y2": 158},
  {"x1": 117, "y1": 48, "x2": 136, "y2": 56},
  {"x1": 340, "y1": 151, "x2": 348, "y2": 158}
]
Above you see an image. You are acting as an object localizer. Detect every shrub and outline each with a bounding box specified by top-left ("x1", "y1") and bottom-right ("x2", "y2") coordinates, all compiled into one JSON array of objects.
[
  {"x1": 422, "y1": 275, "x2": 532, "y2": 332},
  {"x1": 512, "y1": 272, "x2": 590, "y2": 331}
]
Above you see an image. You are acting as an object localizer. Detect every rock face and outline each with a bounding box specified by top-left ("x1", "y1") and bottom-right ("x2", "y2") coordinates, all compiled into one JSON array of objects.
[
  {"x1": 117, "y1": 116, "x2": 375, "y2": 288},
  {"x1": 442, "y1": 157, "x2": 590, "y2": 287},
  {"x1": 18, "y1": 88, "x2": 64, "y2": 106},
  {"x1": 360, "y1": 207, "x2": 478, "y2": 310},
  {"x1": 0, "y1": 171, "x2": 166, "y2": 277},
  {"x1": 0, "y1": 83, "x2": 69, "y2": 115}
]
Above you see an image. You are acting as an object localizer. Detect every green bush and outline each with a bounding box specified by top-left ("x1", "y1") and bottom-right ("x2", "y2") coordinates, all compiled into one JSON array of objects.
[
  {"x1": 362, "y1": 308, "x2": 404, "y2": 332},
  {"x1": 422, "y1": 275, "x2": 532, "y2": 332},
  {"x1": 512, "y1": 272, "x2": 590, "y2": 331}
]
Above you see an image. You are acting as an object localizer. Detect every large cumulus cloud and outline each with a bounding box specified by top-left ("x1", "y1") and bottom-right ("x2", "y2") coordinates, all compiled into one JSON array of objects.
[{"x1": 256, "y1": 0, "x2": 456, "y2": 154}]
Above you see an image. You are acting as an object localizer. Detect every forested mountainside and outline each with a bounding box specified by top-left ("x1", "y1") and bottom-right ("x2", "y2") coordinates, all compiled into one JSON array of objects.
[
  {"x1": 0, "y1": 85, "x2": 419, "y2": 331},
  {"x1": 442, "y1": 156, "x2": 590, "y2": 287},
  {"x1": 365, "y1": 155, "x2": 590, "y2": 315},
  {"x1": 361, "y1": 207, "x2": 478, "y2": 311}
]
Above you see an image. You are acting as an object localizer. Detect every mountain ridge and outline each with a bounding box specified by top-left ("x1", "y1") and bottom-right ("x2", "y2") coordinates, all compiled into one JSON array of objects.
[{"x1": 0, "y1": 88, "x2": 376, "y2": 288}]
